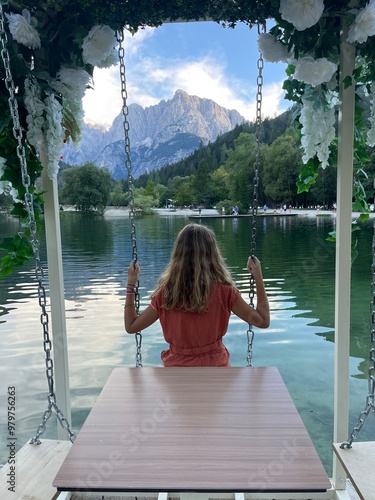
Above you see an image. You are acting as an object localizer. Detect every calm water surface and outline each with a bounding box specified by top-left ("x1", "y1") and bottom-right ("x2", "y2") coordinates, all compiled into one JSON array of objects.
[{"x1": 0, "y1": 211, "x2": 374, "y2": 475}]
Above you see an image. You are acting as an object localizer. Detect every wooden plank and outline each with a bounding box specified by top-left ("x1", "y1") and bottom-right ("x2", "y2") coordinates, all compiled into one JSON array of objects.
[
  {"x1": 0, "y1": 438, "x2": 72, "y2": 500},
  {"x1": 54, "y1": 367, "x2": 330, "y2": 493},
  {"x1": 333, "y1": 442, "x2": 375, "y2": 500}
]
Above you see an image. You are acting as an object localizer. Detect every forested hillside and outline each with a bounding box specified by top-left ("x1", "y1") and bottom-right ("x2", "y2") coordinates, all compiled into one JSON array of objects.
[
  {"x1": 135, "y1": 109, "x2": 294, "y2": 188},
  {"x1": 133, "y1": 107, "x2": 342, "y2": 212},
  {"x1": 55, "y1": 104, "x2": 375, "y2": 214}
]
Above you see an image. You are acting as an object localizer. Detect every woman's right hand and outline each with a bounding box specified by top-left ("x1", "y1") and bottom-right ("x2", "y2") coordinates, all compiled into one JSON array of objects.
[{"x1": 247, "y1": 256, "x2": 263, "y2": 280}]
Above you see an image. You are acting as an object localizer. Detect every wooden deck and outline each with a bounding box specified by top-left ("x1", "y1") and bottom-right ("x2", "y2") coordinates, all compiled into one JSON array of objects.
[
  {"x1": 53, "y1": 367, "x2": 331, "y2": 495},
  {"x1": 333, "y1": 442, "x2": 375, "y2": 500},
  {"x1": 0, "y1": 439, "x2": 72, "y2": 500}
]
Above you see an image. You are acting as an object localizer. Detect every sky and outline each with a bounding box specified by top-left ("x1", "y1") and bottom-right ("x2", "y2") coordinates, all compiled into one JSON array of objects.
[{"x1": 82, "y1": 21, "x2": 289, "y2": 128}]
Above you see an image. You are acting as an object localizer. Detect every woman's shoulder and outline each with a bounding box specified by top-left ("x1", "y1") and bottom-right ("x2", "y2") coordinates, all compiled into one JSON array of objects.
[
  {"x1": 213, "y1": 281, "x2": 235, "y2": 289},
  {"x1": 150, "y1": 286, "x2": 165, "y2": 308},
  {"x1": 212, "y1": 282, "x2": 239, "y2": 296},
  {"x1": 211, "y1": 282, "x2": 240, "y2": 307},
  {"x1": 213, "y1": 281, "x2": 234, "y2": 290}
]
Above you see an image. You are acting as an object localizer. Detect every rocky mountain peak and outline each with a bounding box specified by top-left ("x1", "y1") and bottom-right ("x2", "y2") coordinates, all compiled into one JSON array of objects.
[{"x1": 63, "y1": 90, "x2": 246, "y2": 179}]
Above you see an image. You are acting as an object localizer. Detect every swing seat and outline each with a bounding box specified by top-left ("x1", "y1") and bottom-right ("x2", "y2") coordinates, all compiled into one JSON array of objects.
[
  {"x1": 0, "y1": 439, "x2": 72, "y2": 500},
  {"x1": 53, "y1": 367, "x2": 331, "y2": 496}
]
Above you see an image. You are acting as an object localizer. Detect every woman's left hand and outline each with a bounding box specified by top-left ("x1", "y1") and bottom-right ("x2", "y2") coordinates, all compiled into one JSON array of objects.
[{"x1": 127, "y1": 260, "x2": 140, "y2": 285}]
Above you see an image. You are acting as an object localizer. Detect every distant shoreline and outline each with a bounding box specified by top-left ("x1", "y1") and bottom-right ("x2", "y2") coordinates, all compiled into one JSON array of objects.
[
  {"x1": 57, "y1": 205, "x2": 374, "y2": 219},
  {"x1": 105, "y1": 207, "x2": 375, "y2": 219}
]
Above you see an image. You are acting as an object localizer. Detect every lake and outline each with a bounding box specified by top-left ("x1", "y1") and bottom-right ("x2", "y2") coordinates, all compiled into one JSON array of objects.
[{"x1": 0, "y1": 209, "x2": 374, "y2": 475}]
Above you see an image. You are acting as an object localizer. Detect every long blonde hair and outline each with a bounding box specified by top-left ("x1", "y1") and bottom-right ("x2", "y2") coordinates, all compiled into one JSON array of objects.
[{"x1": 152, "y1": 224, "x2": 234, "y2": 312}]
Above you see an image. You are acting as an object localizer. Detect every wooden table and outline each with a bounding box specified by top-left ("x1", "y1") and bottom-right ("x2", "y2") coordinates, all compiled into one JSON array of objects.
[{"x1": 53, "y1": 367, "x2": 331, "y2": 494}]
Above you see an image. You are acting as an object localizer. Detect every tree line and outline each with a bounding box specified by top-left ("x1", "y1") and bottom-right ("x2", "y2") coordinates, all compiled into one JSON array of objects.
[{"x1": 2, "y1": 106, "x2": 373, "y2": 214}]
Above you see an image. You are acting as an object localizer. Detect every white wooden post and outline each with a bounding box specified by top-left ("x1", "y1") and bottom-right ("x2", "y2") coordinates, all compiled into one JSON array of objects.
[
  {"x1": 40, "y1": 143, "x2": 71, "y2": 439},
  {"x1": 332, "y1": 23, "x2": 356, "y2": 490}
]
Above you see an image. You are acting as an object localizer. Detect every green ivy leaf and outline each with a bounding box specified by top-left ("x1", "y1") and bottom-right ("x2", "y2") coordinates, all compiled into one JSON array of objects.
[
  {"x1": 285, "y1": 64, "x2": 295, "y2": 77},
  {"x1": 326, "y1": 230, "x2": 336, "y2": 243},
  {"x1": 0, "y1": 237, "x2": 17, "y2": 252},
  {"x1": 0, "y1": 234, "x2": 33, "y2": 278},
  {"x1": 342, "y1": 75, "x2": 352, "y2": 89},
  {"x1": 0, "y1": 255, "x2": 15, "y2": 279},
  {"x1": 296, "y1": 157, "x2": 320, "y2": 193},
  {"x1": 359, "y1": 213, "x2": 370, "y2": 222}
]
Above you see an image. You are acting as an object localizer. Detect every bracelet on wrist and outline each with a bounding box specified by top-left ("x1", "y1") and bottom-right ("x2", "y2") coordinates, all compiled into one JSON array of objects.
[
  {"x1": 126, "y1": 291, "x2": 135, "y2": 295},
  {"x1": 124, "y1": 303, "x2": 135, "y2": 308}
]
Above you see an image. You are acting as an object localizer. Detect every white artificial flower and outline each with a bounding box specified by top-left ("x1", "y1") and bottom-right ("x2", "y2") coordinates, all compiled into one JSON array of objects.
[
  {"x1": 9, "y1": 187, "x2": 20, "y2": 202},
  {"x1": 24, "y1": 77, "x2": 45, "y2": 147},
  {"x1": 0, "y1": 180, "x2": 19, "y2": 201},
  {"x1": 82, "y1": 25, "x2": 118, "y2": 67},
  {"x1": 294, "y1": 56, "x2": 337, "y2": 86},
  {"x1": 5, "y1": 9, "x2": 41, "y2": 49},
  {"x1": 56, "y1": 67, "x2": 91, "y2": 116},
  {"x1": 0, "y1": 181, "x2": 11, "y2": 195},
  {"x1": 52, "y1": 67, "x2": 91, "y2": 143},
  {"x1": 257, "y1": 33, "x2": 290, "y2": 63},
  {"x1": 57, "y1": 67, "x2": 91, "y2": 89},
  {"x1": 0, "y1": 156, "x2": 6, "y2": 178},
  {"x1": 347, "y1": 2, "x2": 375, "y2": 44},
  {"x1": 43, "y1": 93, "x2": 65, "y2": 180},
  {"x1": 299, "y1": 91, "x2": 336, "y2": 168},
  {"x1": 95, "y1": 50, "x2": 118, "y2": 68},
  {"x1": 279, "y1": 0, "x2": 325, "y2": 31}
]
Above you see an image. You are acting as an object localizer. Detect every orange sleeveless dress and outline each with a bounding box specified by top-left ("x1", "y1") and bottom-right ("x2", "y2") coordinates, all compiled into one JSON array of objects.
[{"x1": 151, "y1": 283, "x2": 240, "y2": 367}]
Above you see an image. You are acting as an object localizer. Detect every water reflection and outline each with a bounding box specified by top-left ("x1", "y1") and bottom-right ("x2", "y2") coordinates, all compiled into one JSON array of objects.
[{"x1": 0, "y1": 212, "x2": 373, "y2": 473}]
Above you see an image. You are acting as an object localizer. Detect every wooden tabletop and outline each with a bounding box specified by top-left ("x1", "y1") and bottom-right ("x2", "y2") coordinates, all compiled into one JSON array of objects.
[{"x1": 53, "y1": 367, "x2": 331, "y2": 493}]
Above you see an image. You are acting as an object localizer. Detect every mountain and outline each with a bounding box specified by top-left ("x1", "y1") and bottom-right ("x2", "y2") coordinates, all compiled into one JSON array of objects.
[{"x1": 62, "y1": 89, "x2": 246, "y2": 179}]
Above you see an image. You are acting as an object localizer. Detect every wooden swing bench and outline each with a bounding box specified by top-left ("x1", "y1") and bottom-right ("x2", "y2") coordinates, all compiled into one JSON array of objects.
[{"x1": 51, "y1": 366, "x2": 334, "y2": 499}]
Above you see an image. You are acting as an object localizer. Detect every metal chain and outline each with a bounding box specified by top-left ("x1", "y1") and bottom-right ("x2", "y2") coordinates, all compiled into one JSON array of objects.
[
  {"x1": 0, "y1": 2, "x2": 75, "y2": 444},
  {"x1": 117, "y1": 30, "x2": 142, "y2": 367},
  {"x1": 246, "y1": 23, "x2": 265, "y2": 367},
  {"x1": 341, "y1": 214, "x2": 375, "y2": 448}
]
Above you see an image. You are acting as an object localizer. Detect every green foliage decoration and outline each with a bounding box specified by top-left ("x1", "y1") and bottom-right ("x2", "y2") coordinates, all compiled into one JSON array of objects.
[
  {"x1": 2, "y1": 0, "x2": 375, "y2": 276},
  {"x1": 10, "y1": 0, "x2": 280, "y2": 32},
  {"x1": 269, "y1": 1, "x2": 374, "y2": 217},
  {"x1": 0, "y1": 0, "x2": 282, "y2": 276}
]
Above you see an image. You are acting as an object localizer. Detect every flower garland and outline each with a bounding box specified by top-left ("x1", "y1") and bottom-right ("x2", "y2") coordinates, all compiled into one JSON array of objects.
[
  {"x1": 2, "y1": 8, "x2": 118, "y2": 183},
  {"x1": 0, "y1": 3, "x2": 120, "y2": 275},
  {"x1": 257, "y1": 0, "x2": 375, "y2": 210},
  {"x1": 0, "y1": 0, "x2": 374, "y2": 276}
]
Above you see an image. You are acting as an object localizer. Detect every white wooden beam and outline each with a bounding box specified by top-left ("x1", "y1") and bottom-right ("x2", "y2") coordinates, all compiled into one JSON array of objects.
[
  {"x1": 332, "y1": 21, "x2": 356, "y2": 491},
  {"x1": 40, "y1": 143, "x2": 71, "y2": 439}
]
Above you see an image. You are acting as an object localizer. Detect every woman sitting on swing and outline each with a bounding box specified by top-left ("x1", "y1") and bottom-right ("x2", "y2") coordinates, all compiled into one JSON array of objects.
[{"x1": 124, "y1": 223, "x2": 269, "y2": 367}]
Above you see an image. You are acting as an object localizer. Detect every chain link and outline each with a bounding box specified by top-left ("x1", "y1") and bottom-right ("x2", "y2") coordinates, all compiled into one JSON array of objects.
[
  {"x1": 117, "y1": 31, "x2": 142, "y2": 367},
  {"x1": 246, "y1": 23, "x2": 265, "y2": 367},
  {"x1": 0, "y1": 2, "x2": 75, "y2": 444},
  {"x1": 341, "y1": 215, "x2": 375, "y2": 448}
]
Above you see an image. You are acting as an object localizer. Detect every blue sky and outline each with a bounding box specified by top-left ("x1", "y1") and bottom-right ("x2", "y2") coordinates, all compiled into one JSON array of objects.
[{"x1": 82, "y1": 21, "x2": 289, "y2": 128}]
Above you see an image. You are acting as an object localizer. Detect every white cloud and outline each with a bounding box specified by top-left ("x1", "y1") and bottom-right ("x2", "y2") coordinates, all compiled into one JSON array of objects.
[
  {"x1": 261, "y1": 81, "x2": 289, "y2": 118},
  {"x1": 82, "y1": 66, "x2": 122, "y2": 128},
  {"x1": 123, "y1": 27, "x2": 156, "y2": 56},
  {"x1": 82, "y1": 27, "x2": 288, "y2": 126}
]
